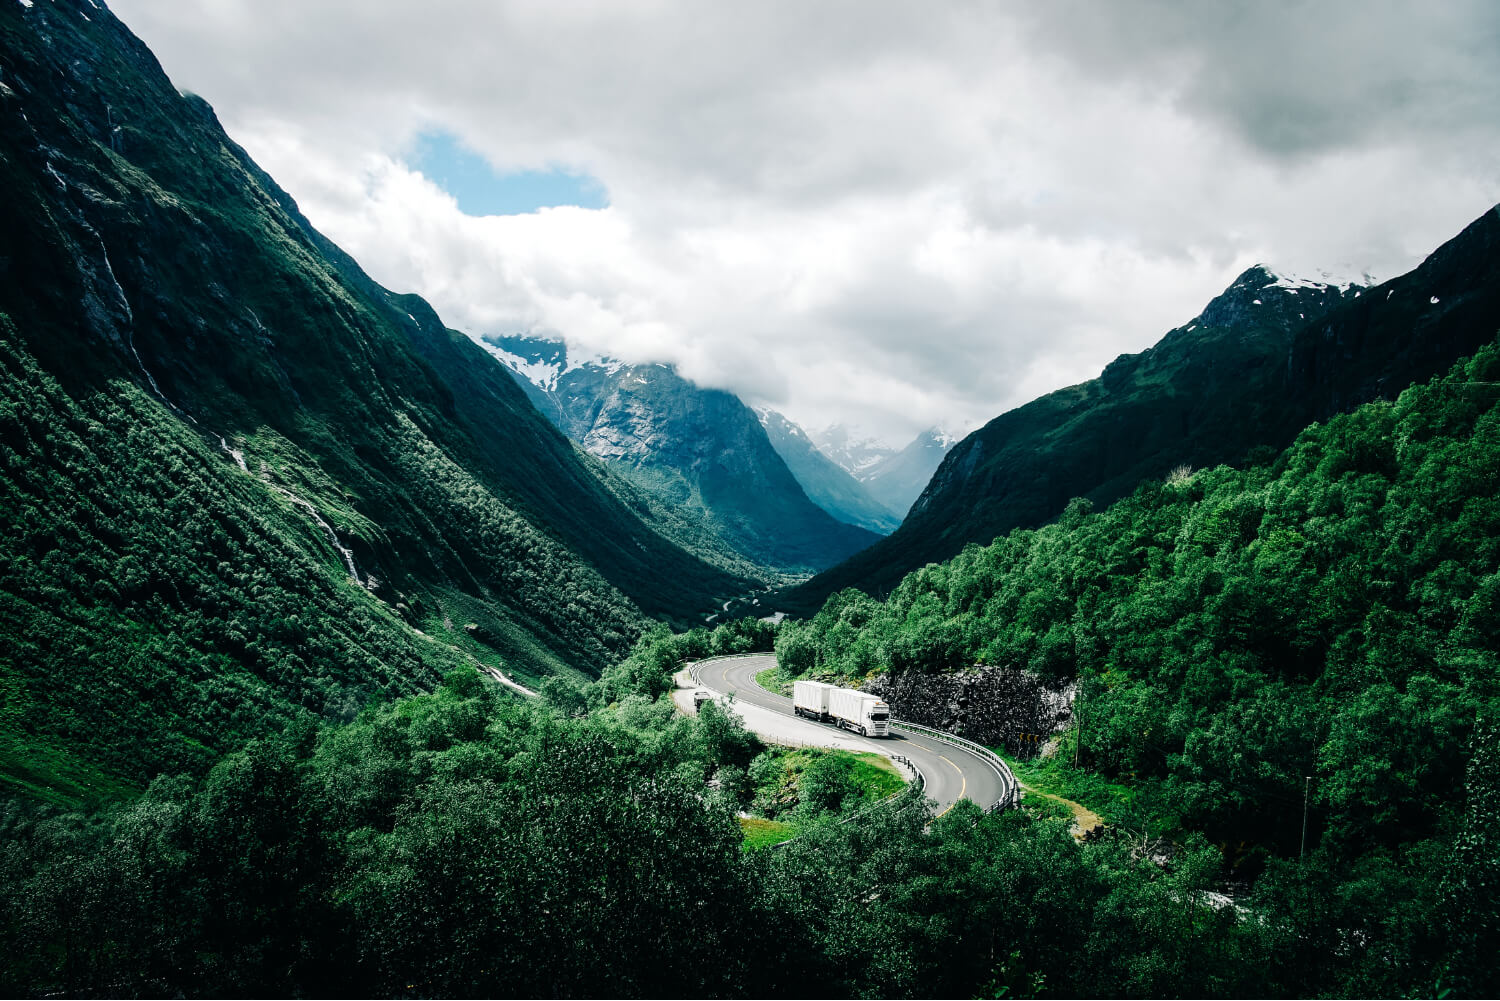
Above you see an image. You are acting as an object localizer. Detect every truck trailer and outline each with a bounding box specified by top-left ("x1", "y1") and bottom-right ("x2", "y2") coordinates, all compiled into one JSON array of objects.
[
  {"x1": 792, "y1": 680, "x2": 834, "y2": 720},
  {"x1": 793, "y1": 679, "x2": 891, "y2": 737}
]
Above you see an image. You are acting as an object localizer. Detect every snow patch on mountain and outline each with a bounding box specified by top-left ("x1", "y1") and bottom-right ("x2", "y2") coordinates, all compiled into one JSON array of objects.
[
  {"x1": 480, "y1": 333, "x2": 625, "y2": 389},
  {"x1": 1259, "y1": 264, "x2": 1374, "y2": 294},
  {"x1": 808, "y1": 424, "x2": 898, "y2": 477},
  {"x1": 931, "y1": 424, "x2": 973, "y2": 449},
  {"x1": 754, "y1": 406, "x2": 813, "y2": 444},
  {"x1": 481, "y1": 342, "x2": 565, "y2": 390}
]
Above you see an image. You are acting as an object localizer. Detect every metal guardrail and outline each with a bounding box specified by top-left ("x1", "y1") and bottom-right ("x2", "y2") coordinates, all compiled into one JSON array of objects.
[
  {"x1": 890, "y1": 718, "x2": 1021, "y2": 812},
  {"x1": 888, "y1": 753, "x2": 926, "y2": 794},
  {"x1": 686, "y1": 652, "x2": 773, "y2": 685}
]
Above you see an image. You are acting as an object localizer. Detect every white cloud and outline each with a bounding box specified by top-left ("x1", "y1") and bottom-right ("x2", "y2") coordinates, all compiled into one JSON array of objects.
[{"x1": 109, "y1": 0, "x2": 1500, "y2": 445}]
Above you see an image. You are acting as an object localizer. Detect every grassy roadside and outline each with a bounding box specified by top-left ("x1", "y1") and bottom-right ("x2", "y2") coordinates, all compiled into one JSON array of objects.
[
  {"x1": 738, "y1": 747, "x2": 907, "y2": 849},
  {"x1": 754, "y1": 664, "x2": 796, "y2": 697},
  {"x1": 738, "y1": 816, "x2": 797, "y2": 848},
  {"x1": 997, "y1": 747, "x2": 1180, "y2": 839}
]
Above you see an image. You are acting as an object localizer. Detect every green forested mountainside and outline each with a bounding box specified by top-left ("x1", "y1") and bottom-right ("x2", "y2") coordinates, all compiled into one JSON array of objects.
[
  {"x1": 789, "y1": 208, "x2": 1500, "y2": 610},
  {"x1": 0, "y1": 315, "x2": 468, "y2": 797},
  {"x1": 780, "y1": 339, "x2": 1500, "y2": 867},
  {"x1": 0, "y1": 0, "x2": 750, "y2": 796},
  {"x1": 5, "y1": 646, "x2": 1495, "y2": 998}
]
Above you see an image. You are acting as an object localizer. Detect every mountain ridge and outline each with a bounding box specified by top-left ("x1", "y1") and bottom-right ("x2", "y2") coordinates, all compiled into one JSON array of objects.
[
  {"x1": 754, "y1": 407, "x2": 901, "y2": 534},
  {"x1": 486, "y1": 333, "x2": 882, "y2": 572},
  {"x1": 0, "y1": 0, "x2": 750, "y2": 791},
  {"x1": 785, "y1": 210, "x2": 1500, "y2": 611}
]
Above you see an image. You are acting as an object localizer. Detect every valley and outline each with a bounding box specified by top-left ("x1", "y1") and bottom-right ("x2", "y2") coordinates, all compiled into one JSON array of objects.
[{"x1": 1, "y1": 1, "x2": 1498, "y2": 997}]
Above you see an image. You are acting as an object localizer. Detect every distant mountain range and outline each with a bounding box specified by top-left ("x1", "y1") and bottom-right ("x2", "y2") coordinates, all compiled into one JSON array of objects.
[
  {"x1": 754, "y1": 409, "x2": 901, "y2": 534},
  {"x1": 859, "y1": 428, "x2": 959, "y2": 517},
  {"x1": 808, "y1": 424, "x2": 958, "y2": 517},
  {"x1": 784, "y1": 205, "x2": 1500, "y2": 611},
  {"x1": 805, "y1": 425, "x2": 896, "y2": 478},
  {"x1": 484, "y1": 335, "x2": 882, "y2": 572}
]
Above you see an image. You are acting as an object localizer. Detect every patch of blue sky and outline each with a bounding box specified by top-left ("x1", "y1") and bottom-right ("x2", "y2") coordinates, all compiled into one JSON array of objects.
[{"x1": 405, "y1": 130, "x2": 608, "y2": 216}]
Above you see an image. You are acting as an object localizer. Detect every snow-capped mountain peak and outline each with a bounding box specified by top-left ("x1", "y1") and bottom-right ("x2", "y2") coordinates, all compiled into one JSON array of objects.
[
  {"x1": 1259, "y1": 264, "x2": 1374, "y2": 294},
  {"x1": 807, "y1": 425, "x2": 897, "y2": 477},
  {"x1": 478, "y1": 333, "x2": 626, "y2": 392}
]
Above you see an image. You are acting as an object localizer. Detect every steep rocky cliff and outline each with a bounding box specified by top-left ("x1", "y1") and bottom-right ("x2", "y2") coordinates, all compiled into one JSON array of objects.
[
  {"x1": 863, "y1": 666, "x2": 1072, "y2": 756},
  {"x1": 486, "y1": 335, "x2": 881, "y2": 572}
]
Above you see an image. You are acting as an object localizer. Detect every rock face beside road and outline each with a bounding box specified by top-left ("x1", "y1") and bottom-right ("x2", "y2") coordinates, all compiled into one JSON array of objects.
[{"x1": 863, "y1": 667, "x2": 1072, "y2": 756}]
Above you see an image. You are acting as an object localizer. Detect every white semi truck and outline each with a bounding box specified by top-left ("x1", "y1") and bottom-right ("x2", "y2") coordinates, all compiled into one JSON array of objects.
[{"x1": 793, "y1": 679, "x2": 891, "y2": 737}]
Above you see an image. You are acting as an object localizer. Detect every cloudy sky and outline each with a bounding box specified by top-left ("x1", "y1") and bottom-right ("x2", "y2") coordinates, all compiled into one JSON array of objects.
[{"x1": 109, "y1": 0, "x2": 1500, "y2": 445}]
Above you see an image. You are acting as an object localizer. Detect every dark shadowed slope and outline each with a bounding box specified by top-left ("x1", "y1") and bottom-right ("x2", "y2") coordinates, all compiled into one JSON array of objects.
[{"x1": 0, "y1": 0, "x2": 748, "y2": 795}]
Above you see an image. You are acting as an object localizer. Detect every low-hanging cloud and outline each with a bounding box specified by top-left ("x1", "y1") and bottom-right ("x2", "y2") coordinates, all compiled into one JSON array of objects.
[{"x1": 109, "y1": 0, "x2": 1500, "y2": 444}]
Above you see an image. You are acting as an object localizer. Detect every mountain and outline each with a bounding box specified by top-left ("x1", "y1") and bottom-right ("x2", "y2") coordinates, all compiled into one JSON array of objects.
[
  {"x1": 858, "y1": 428, "x2": 958, "y2": 517},
  {"x1": 484, "y1": 334, "x2": 881, "y2": 572},
  {"x1": 785, "y1": 207, "x2": 1500, "y2": 611},
  {"x1": 755, "y1": 408, "x2": 901, "y2": 534},
  {"x1": 0, "y1": 0, "x2": 753, "y2": 796},
  {"x1": 806, "y1": 425, "x2": 896, "y2": 478},
  {"x1": 806, "y1": 424, "x2": 956, "y2": 517}
]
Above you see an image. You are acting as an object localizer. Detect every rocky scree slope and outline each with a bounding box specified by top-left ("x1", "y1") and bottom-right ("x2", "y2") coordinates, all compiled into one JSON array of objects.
[
  {"x1": 0, "y1": 0, "x2": 749, "y2": 797},
  {"x1": 787, "y1": 211, "x2": 1500, "y2": 610}
]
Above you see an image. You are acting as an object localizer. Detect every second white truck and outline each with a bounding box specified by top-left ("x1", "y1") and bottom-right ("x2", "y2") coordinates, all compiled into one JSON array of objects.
[{"x1": 793, "y1": 679, "x2": 891, "y2": 737}]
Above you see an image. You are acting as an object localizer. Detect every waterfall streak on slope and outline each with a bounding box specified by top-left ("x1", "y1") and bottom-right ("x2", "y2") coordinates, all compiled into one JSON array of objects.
[{"x1": 216, "y1": 435, "x2": 361, "y2": 585}]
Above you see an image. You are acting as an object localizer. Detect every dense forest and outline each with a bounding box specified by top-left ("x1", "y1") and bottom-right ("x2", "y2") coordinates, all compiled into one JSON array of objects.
[
  {"x1": 3, "y1": 338, "x2": 1497, "y2": 996},
  {"x1": 8, "y1": 623, "x2": 1495, "y2": 997},
  {"x1": 3, "y1": 328, "x2": 1497, "y2": 997},
  {"x1": 768, "y1": 337, "x2": 1500, "y2": 992}
]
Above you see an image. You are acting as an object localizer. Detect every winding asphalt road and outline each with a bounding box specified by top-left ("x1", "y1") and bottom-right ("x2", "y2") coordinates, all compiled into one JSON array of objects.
[{"x1": 691, "y1": 654, "x2": 1010, "y2": 817}]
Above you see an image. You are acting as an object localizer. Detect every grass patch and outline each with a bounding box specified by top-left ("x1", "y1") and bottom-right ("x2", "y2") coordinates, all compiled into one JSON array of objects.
[
  {"x1": 998, "y1": 748, "x2": 1180, "y2": 837},
  {"x1": 846, "y1": 750, "x2": 907, "y2": 800},
  {"x1": 738, "y1": 815, "x2": 797, "y2": 850},
  {"x1": 0, "y1": 735, "x2": 139, "y2": 810},
  {"x1": 740, "y1": 745, "x2": 909, "y2": 846},
  {"x1": 424, "y1": 587, "x2": 585, "y2": 687},
  {"x1": 754, "y1": 664, "x2": 796, "y2": 697}
]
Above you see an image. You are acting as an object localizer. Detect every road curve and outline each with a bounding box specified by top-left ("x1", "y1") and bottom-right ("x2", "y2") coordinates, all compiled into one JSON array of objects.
[{"x1": 691, "y1": 653, "x2": 1010, "y2": 818}]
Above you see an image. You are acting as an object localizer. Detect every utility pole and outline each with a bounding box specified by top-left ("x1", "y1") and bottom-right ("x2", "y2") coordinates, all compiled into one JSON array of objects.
[
  {"x1": 1073, "y1": 687, "x2": 1081, "y2": 767},
  {"x1": 1300, "y1": 775, "x2": 1311, "y2": 858}
]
